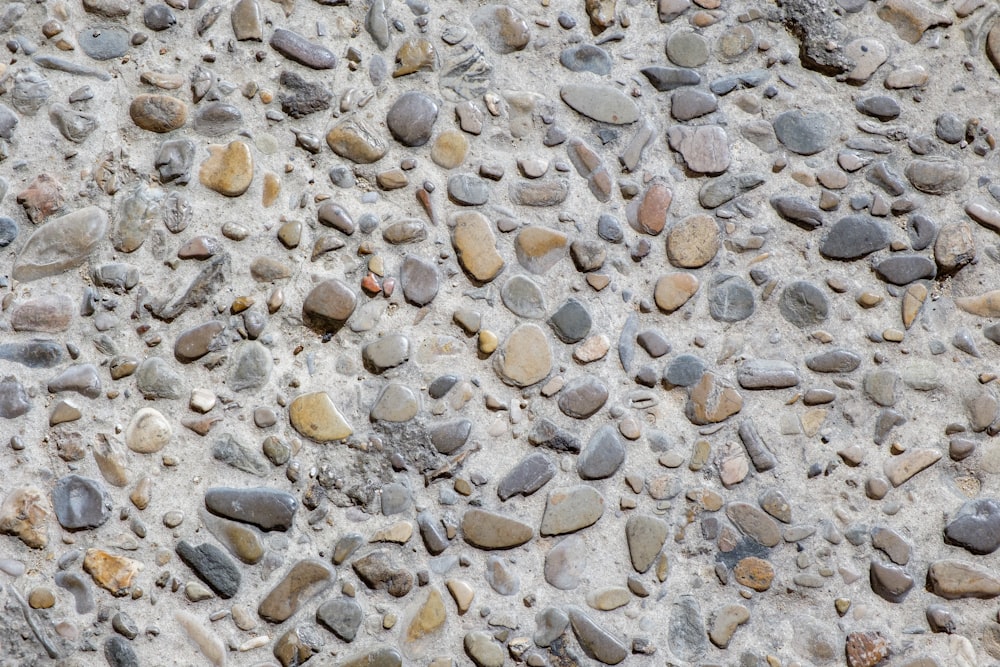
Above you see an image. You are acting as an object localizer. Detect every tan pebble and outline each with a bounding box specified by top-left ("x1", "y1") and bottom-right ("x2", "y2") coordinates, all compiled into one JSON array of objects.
[
  {"x1": 383, "y1": 613, "x2": 397, "y2": 629},
  {"x1": 478, "y1": 330, "x2": 498, "y2": 355},
  {"x1": 445, "y1": 578, "x2": 475, "y2": 614},
  {"x1": 857, "y1": 291, "x2": 882, "y2": 308},
  {"x1": 289, "y1": 391, "x2": 353, "y2": 442},
  {"x1": 370, "y1": 521, "x2": 413, "y2": 544},
  {"x1": 654, "y1": 272, "x2": 699, "y2": 313},
  {"x1": 573, "y1": 334, "x2": 610, "y2": 363},
  {"x1": 199, "y1": 141, "x2": 254, "y2": 197},
  {"x1": 431, "y1": 130, "x2": 469, "y2": 169},
  {"x1": 28, "y1": 587, "x2": 55, "y2": 609},
  {"x1": 262, "y1": 172, "x2": 280, "y2": 207},
  {"x1": 189, "y1": 388, "x2": 216, "y2": 413},
  {"x1": 734, "y1": 557, "x2": 774, "y2": 591},
  {"x1": 83, "y1": 548, "x2": 142, "y2": 597},
  {"x1": 125, "y1": 407, "x2": 172, "y2": 453},
  {"x1": 882, "y1": 328, "x2": 904, "y2": 342},
  {"x1": 406, "y1": 587, "x2": 446, "y2": 641},
  {"x1": 585, "y1": 586, "x2": 630, "y2": 611},
  {"x1": 884, "y1": 447, "x2": 941, "y2": 486}
]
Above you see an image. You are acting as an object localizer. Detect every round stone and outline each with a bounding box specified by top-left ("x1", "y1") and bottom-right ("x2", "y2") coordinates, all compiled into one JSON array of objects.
[
  {"x1": 302, "y1": 279, "x2": 357, "y2": 333},
  {"x1": 52, "y1": 475, "x2": 112, "y2": 530},
  {"x1": 129, "y1": 94, "x2": 187, "y2": 133},
  {"x1": 708, "y1": 275, "x2": 755, "y2": 322},
  {"x1": 430, "y1": 130, "x2": 469, "y2": 169},
  {"x1": 501, "y1": 275, "x2": 547, "y2": 319},
  {"x1": 654, "y1": 272, "x2": 699, "y2": 313},
  {"x1": 289, "y1": 392, "x2": 353, "y2": 442},
  {"x1": 666, "y1": 31, "x2": 709, "y2": 67},
  {"x1": 125, "y1": 407, "x2": 172, "y2": 453},
  {"x1": 386, "y1": 92, "x2": 439, "y2": 147},
  {"x1": 495, "y1": 324, "x2": 552, "y2": 387},
  {"x1": 772, "y1": 110, "x2": 837, "y2": 155},
  {"x1": 664, "y1": 355, "x2": 706, "y2": 388},
  {"x1": 78, "y1": 26, "x2": 129, "y2": 60},
  {"x1": 778, "y1": 281, "x2": 829, "y2": 328},
  {"x1": 559, "y1": 44, "x2": 612, "y2": 74},
  {"x1": 666, "y1": 215, "x2": 720, "y2": 268},
  {"x1": 198, "y1": 141, "x2": 254, "y2": 197}
]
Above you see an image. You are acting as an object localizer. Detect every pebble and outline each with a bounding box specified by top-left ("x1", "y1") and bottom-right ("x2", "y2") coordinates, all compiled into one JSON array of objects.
[
  {"x1": 666, "y1": 214, "x2": 720, "y2": 268},
  {"x1": 568, "y1": 607, "x2": 627, "y2": 665},
  {"x1": 494, "y1": 324, "x2": 552, "y2": 387},
  {"x1": 561, "y1": 84, "x2": 639, "y2": 125},
  {"x1": 452, "y1": 212, "x2": 505, "y2": 282},
  {"x1": 386, "y1": 91, "x2": 438, "y2": 147},
  {"x1": 199, "y1": 140, "x2": 254, "y2": 197},
  {"x1": 326, "y1": 119, "x2": 388, "y2": 163},
  {"x1": 539, "y1": 485, "x2": 604, "y2": 535},
  {"x1": 269, "y1": 28, "x2": 336, "y2": 69},
  {"x1": 625, "y1": 514, "x2": 667, "y2": 573},
  {"x1": 205, "y1": 486, "x2": 297, "y2": 531},
  {"x1": 472, "y1": 5, "x2": 531, "y2": 53},
  {"x1": 52, "y1": 475, "x2": 111, "y2": 530},
  {"x1": 259, "y1": 559, "x2": 334, "y2": 623},
  {"x1": 317, "y1": 597, "x2": 363, "y2": 641},
  {"x1": 772, "y1": 110, "x2": 837, "y2": 155},
  {"x1": 130, "y1": 94, "x2": 187, "y2": 133},
  {"x1": 176, "y1": 540, "x2": 241, "y2": 598},
  {"x1": 558, "y1": 375, "x2": 609, "y2": 419},
  {"x1": 667, "y1": 125, "x2": 731, "y2": 174},
  {"x1": 560, "y1": 44, "x2": 612, "y2": 75},
  {"x1": 498, "y1": 453, "x2": 556, "y2": 501},
  {"x1": 708, "y1": 274, "x2": 755, "y2": 322},
  {"x1": 820, "y1": 216, "x2": 890, "y2": 260},
  {"x1": 462, "y1": 509, "x2": 533, "y2": 549}
]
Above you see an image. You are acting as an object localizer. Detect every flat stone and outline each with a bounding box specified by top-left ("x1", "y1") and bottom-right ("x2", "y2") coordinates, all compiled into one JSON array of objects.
[
  {"x1": 772, "y1": 110, "x2": 837, "y2": 155},
  {"x1": 465, "y1": 631, "x2": 504, "y2": 667},
  {"x1": 316, "y1": 598, "x2": 363, "y2": 642},
  {"x1": 448, "y1": 173, "x2": 490, "y2": 205},
  {"x1": 431, "y1": 130, "x2": 468, "y2": 168},
  {"x1": 452, "y1": 212, "x2": 505, "y2": 282},
  {"x1": 259, "y1": 559, "x2": 334, "y2": 623},
  {"x1": 363, "y1": 334, "x2": 410, "y2": 374},
  {"x1": 686, "y1": 372, "x2": 743, "y2": 424},
  {"x1": 387, "y1": 92, "x2": 438, "y2": 147},
  {"x1": 709, "y1": 604, "x2": 750, "y2": 648},
  {"x1": 494, "y1": 324, "x2": 552, "y2": 387},
  {"x1": 737, "y1": 359, "x2": 800, "y2": 389},
  {"x1": 771, "y1": 196, "x2": 823, "y2": 230},
  {"x1": 83, "y1": 548, "x2": 141, "y2": 597},
  {"x1": 498, "y1": 452, "x2": 556, "y2": 501},
  {"x1": 129, "y1": 94, "x2": 187, "y2": 132},
  {"x1": 806, "y1": 348, "x2": 861, "y2": 373},
  {"x1": 370, "y1": 383, "x2": 418, "y2": 422},
  {"x1": 514, "y1": 226, "x2": 568, "y2": 274},
  {"x1": 534, "y1": 608, "x2": 569, "y2": 647},
  {"x1": 510, "y1": 179, "x2": 570, "y2": 206},
  {"x1": 778, "y1": 281, "x2": 829, "y2": 327},
  {"x1": 231, "y1": 0, "x2": 263, "y2": 40},
  {"x1": 626, "y1": 514, "x2": 667, "y2": 573},
  {"x1": 53, "y1": 475, "x2": 111, "y2": 531},
  {"x1": 864, "y1": 369, "x2": 900, "y2": 407},
  {"x1": 174, "y1": 322, "x2": 226, "y2": 364},
  {"x1": 176, "y1": 540, "x2": 241, "y2": 599},
  {"x1": 135, "y1": 357, "x2": 184, "y2": 399},
  {"x1": 667, "y1": 30, "x2": 709, "y2": 67},
  {"x1": 560, "y1": 44, "x2": 612, "y2": 74},
  {"x1": 399, "y1": 255, "x2": 439, "y2": 306},
  {"x1": 884, "y1": 447, "x2": 941, "y2": 486},
  {"x1": 544, "y1": 534, "x2": 585, "y2": 589},
  {"x1": 664, "y1": 354, "x2": 706, "y2": 388},
  {"x1": 733, "y1": 557, "x2": 774, "y2": 591},
  {"x1": 0, "y1": 376, "x2": 31, "y2": 419},
  {"x1": 199, "y1": 140, "x2": 253, "y2": 197},
  {"x1": 193, "y1": 102, "x2": 242, "y2": 137},
  {"x1": 875, "y1": 255, "x2": 936, "y2": 285},
  {"x1": 78, "y1": 26, "x2": 129, "y2": 60},
  {"x1": 667, "y1": 125, "x2": 730, "y2": 174},
  {"x1": 0, "y1": 487, "x2": 50, "y2": 549},
  {"x1": 228, "y1": 341, "x2": 271, "y2": 392},
  {"x1": 944, "y1": 498, "x2": 1000, "y2": 555},
  {"x1": 578, "y1": 425, "x2": 625, "y2": 479},
  {"x1": 671, "y1": 88, "x2": 717, "y2": 121},
  {"x1": 669, "y1": 595, "x2": 707, "y2": 662},
  {"x1": 568, "y1": 607, "x2": 627, "y2": 665},
  {"x1": 869, "y1": 560, "x2": 914, "y2": 602},
  {"x1": 201, "y1": 511, "x2": 265, "y2": 564},
  {"x1": 269, "y1": 28, "x2": 336, "y2": 69},
  {"x1": 558, "y1": 375, "x2": 609, "y2": 419},
  {"x1": 302, "y1": 279, "x2": 356, "y2": 333},
  {"x1": 212, "y1": 433, "x2": 268, "y2": 476},
  {"x1": 485, "y1": 556, "x2": 520, "y2": 595},
  {"x1": 540, "y1": 485, "x2": 604, "y2": 535},
  {"x1": 905, "y1": 158, "x2": 968, "y2": 194},
  {"x1": 326, "y1": 119, "x2": 387, "y2": 164},
  {"x1": 205, "y1": 486, "x2": 297, "y2": 531},
  {"x1": 666, "y1": 214, "x2": 719, "y2": 268},
  {"x1": 462, "y1": 509, "x2": 533, "y2": 549},
  {"x1": 561, "y1": 84, "x2": 639, "y2": 124},
  {"x1": 877, "y1": 0, "x2": 951, "y2": 43},
  {"x1": 708, "y1": 274, "x2": 755, "y2": 322},
  {"x1": 352, "y1": 551, "x2": 413, "y2": 597},
  {"x1": 927, "y1": 559, "x2": 1000, "y2": 599},
  {"x1": 820, "y1": 216, "x2": 890, "y2": 260},
  {"x1": 548, "y1": 298, "x2": 592, "y2": 343},
  {"x1": 641, "y1": 66, "x2": 701, "y2": 91},
  {"x1": 12, "y1": 206, "x2": 108, "y2": 282}
]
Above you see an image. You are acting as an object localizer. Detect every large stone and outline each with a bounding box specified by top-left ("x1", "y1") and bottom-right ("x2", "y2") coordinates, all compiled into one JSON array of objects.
[
  {"x1": 686, "y1": 372, "x2": 742, "y2": 424},
  {"x1": 540, "y1": 485, "x2": 604, "y2": 535},
  {"x1": 259, "y1": 559, "x2": 334, "y2": 623},
  {"x1": 302, "y1": 279, "x2": 356, "y2": 333},
  {"x1": 667, "y1": 125, "x2": 731, "y2": 174},
  {"x1": 944, "y1": 499, "x2": 1000, "y2": 555},
  {"x1": 129, "y1": 94, "x2": 187, "y2": 132},
  {"x1": 205, "y1": 487, "x2": 297, "y2": 531},
  {"x1": 199, "y1": 140, "x2": 253, "y2": 197},
  {"x1": 462, "y1": 509, "x2": 533, "y2": 549},
  {"x1": 326, "y1": 119, "x2": 387, "y2": 164},
  {"x1": 289, "y1": 392, "x2": 352, "y2": 442},
  {"x1": 52, "y1": 475, "x2": 112, "y2": 530},
  {"x1": 927, "y1": 560, "x2": 1000, "y2": 599},
  {"x1": 386, "y1": 92, "x2": 438, "y2": 147},
  {"x1": 176, "y1": 540, "x2": 241, "y2": 599},
  {"x1": 316, "y1": 598, "x2": 363, "y2": 642},
  {"x1": 11, "y1": 206, "x2": 108, "y2": 282},
  {"x1": 561, "y1": 84, "x2": 639, "y2": 124},
  {"x1": 83, "y1": 548, "x2": 142, "y2": 597},
  {"x1": 625, "y1": 514, "x2": 668, "y2": 573},
  {"x1": 0, "y1": 487, "x2": 50, "y2": 549},
  {"x1": 567, "y1": 607, "x2": 627, "y2": 664},
  {"x1": 772, "y1": 110, "x2": 837, "y2": 155},
  {"x1": 578, "y1": 426, "x2": 625, "y2": 479},
  {"x1": 820, "y1": 216, "x2": 890, "y2": 260},
  {"x1": 494, "y1": 324, "x2": 552, "y2": 387}
]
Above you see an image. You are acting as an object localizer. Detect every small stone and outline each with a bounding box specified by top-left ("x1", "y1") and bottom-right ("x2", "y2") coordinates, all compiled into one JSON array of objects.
[
  {"x1": 540, "y1": 485, "x2": 604, "y2": 535},
  {"x1": 53, "y1": 475, "x2": 111, "y2": 530},
  {"x1": 431, "y1": 130, "x2": 468, "y2": 169},
  {"x1": 465, "y1": 631, "x2": 504, "y2": 666},
  {"x1": 326, "y1": 119, "x2": 388, "y2": 164},
  {"x1": 394, "y1": 38, "x2": 436, "y2": 77},
  {"x1": 567, "y1": 607, "x2": 627, "y2": 665},
  {"x1": 560, "y1": 44, "x2": 612, "y2": 74},
  {"x1": 448, "y1": 173, "x2": 490, "y2": 206},
  {"x1": 667, "y1": 30, "x2": 709, "y2": 67},
  {"x1": 734, "y1": 557, "x2": 773, "y2": 591},
  {"x1": 870, "y1": 560, "x2": 914, "y2": 602},
  {"x1": 125, "y1": 407, "x2": 171, "y2": 453},
  {"x1": 452, "y1": 212, "x2": 505, "y2": 282},
  {"x1": 316, "y1": 598, "x2": 363, "y2": 641},
  {"x1": 83, "y1": 548, "x2": 142, "y2": 596},
  {"x1": 905, "y1": 158, "x2": 968, "y2": 194},
  {"x1": 669, "y1": 595, "x2": 707, "y2": 662},
  {"x1": 578, "y1": 425, "x2": 625, "y2": 479},
  {"x1": 289, "y1": 392, "x2": 352, "y2": 442},
  {"x1": 737, "y1": 359, "x2": 800, "y2": 389},
  {"x1": 626, "y1": 514, "x2": 668, "y2": 573},
  {"x1": 176, "y1": 540, "x2": 241, "y2": 599},
  {"x1": 352, "y1": 551, "x2": 413, "y2": 597},
  {"x1": 370, "y1": 383, "x2": 419, "y2": 422},
  {"x1": 558, "y1": 375, "x2": 609, "y2": 419},
  {"x1": 884, "y1": 447, "x2": 941, "y2": 486},
  {"x1": 231, "y1": 0, "x2": 263, "y2": 40},
  {"x1": 666, "y1": 215, "x2": 719, "y2": 268}
]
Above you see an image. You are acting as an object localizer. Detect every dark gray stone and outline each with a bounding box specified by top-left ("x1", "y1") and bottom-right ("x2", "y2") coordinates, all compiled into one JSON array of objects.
[
  {"x1": 78, "y1": 26, "x2": 129, "y2": 60},
  {"x1": 559, "y1": 45, "x2": 611, "y2": 74},
  {"x1": 497, "y1": 452, "x2": 556, "y2": 500},
  {"x1": 104, "y1": 636, "x2": 139, "y2": 667},
  {"x1": 820, "y1": 216, "x2": 889, "y2": 260},
  {"x1": 936, "y1": 113, "x2": 964, "y2": 144},
  {"x1": 136, "y1": 357, "x2": 184, "y2": 399},
  {"x1": 663, "y1": 355, "x2": 705, "y2": 388},
  {"x1": 737, "y1": 359, "x2": 799, "y2": 389},
  {"x1": 855, "y1": 96, "x2": 900, "y2": 121},
  {"x1": 428, "y1": 375, "x2": 458, "y2": 399},
  {"x1": 558, "y1": 375, "x2": 609, "y2": 419},
  {"x1": 548, "y1": 299, "x2": 592, "y2": 343},
  {"x1": 155, "y1": 139, "x2": 195, "y2": 185},
  {"x1": 228, "y1": 341, "x2": 271, "y2": 391},
  {"x1": 597, "y1": 213, "x2": 623, "y2": 243},
  {"x1": 52, "y1": 475, "x2": 112, "y2": 530},
  {"x1": 668, "y1": 595, "x2": 707, "y2": 662},
  {"x1": 143, "y1": 5, "x2": 176, "y2": 30},
  {"x1": 529, "y1": 418, "x2": 581, "y2": 453},
  {"x1": 567, "y1": 607, "x2": 627, "y2": 665},
  {"x1": 429, "y1": 419, "x2": 471, "y2": 454},
  {"x1": 869, "y1": 560, "x2": 914, "y2": 603},
  {"x1": 417, "y1": 511, "x2": 448, "y2": 555},
  {"x1": 671, "y1": 88, "x2": 717, "y2": 121},
  {"x1": 176, "y1": 540, "x2": 241, "y2": 599},
  {"x1": 447, "y1": 173, "x2": 490, "y2": 206},
  {"x1": 772, "y1": 110, "x2": 837, "y2": 155},
  {"x1": 907, "y1": 214, "x2": 937, "y2": 250},
  {"x1": 944, "y1": 498, "x2": 1000, "y2": 555},
  {"x1": 205, "y1": 486, "x2": 297, "y2": 531},
  {"x1": 279, "y1": 70, "x2": 331, "y2": 119},
  {"x1": 352, "y1": 551, "x2": 413, "y2": 597},
  {"x1": 875, "y1": 255, "x2": 936, "y2": 285},
  {"x1": 386, "y1": 91, "x2": 438, "y2": 147},
  {"x1": 779, "y1": 281, "x2": 829, "y2": 328},
  {"x1": 708, "y1": 274, "x2": 755, "y2": 322},
  {"x1": 0, "y1": 341, "x2": 63, "y2": 368},
  {"x1": 316, "y1": 598, "x2": 363, "y2": 642},
  {"x1": 770, "y1": 196, "x2": 823, "y2": 230},
  {"x1": 698, "y1": 172, "x2": 764, "y2": 209},
  {"x1": 640, "y1": 66, "x2": 700, "y2": 91},
  {"x1": 0, "y1": 376, "x2": 31, "y2": 418},
  {"x1": 578, "y1": 425, "x2": 625, "y2": 480}
]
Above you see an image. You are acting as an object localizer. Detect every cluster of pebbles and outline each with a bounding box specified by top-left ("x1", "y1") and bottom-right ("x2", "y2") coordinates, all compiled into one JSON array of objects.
[{"x1": 6, "y1": 0, "x2": 1000, "y2": 665}]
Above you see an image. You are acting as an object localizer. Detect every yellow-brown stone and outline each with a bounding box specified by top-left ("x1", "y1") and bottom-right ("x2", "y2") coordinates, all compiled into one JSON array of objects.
[
  {"x1": 289, "y1": 391, "x2": 353, "y2": 442},
  {"x1": 654, "y1": 272, "x2": 699, "y2": 313},
  {"x1": 734, "y1": 556, "x2": 774, "y2": 591},
  {"x1": 262, "y1": 171, "x2": 280, "y2": 207},
  {"x1": 406, "y1": 587, "x2": 447, "y2": 641},
  {"x1": 452, "y1": 212, "x2": 505, "y2": 283},
  {"x1": 199, "y1": 140, "x2": 254, "y2": 197},
  {"x1": 430, "y1": 129, "x2": 469, "y2": 169},
  {"x1": 0, "y1": 487, "x2": 50, "y2": 549},
  {"x1": 83, "y1": 548, "x2": 142, "y2": 597}
]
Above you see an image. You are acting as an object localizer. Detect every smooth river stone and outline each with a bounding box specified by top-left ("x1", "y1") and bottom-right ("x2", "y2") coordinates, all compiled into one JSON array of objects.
[
  {"x1": 289, "y1": 391, "x2": 352, "y2": 442},
  {"x1": 11, "y1": 295, "x2": 73, "y2": 332},
  {"x1": 927, "y1": 560, "x2": 1000, "y2": 599},
  {"x1": 258, "y1": 559, "x2": 334, "y2": 623},
  {"x1": 386, "y1": 91, "x2": 439, "y2": 147},
  {"x1": 125, "y1": 407, "x2": 171, "y2": 453},
  {"x1": 302, "y1": 278, "x2": 357, "y2": 333},
  {"x1": 568, "y1": 607, "x2": 627, "y2": 665},
  {"x1": 514, "y1": 226, "x2": 568, "y2": 274},
  {"x1": 452, "y1": 212, "x2": 505, "y2": 282},
  {"x1": 578, "y1": 426, "x2": 625, "y2": 480},
  {"x1": 0, "y1": 376, "x2": 31, "y2": 419},
  {"x1": 462, "y1": 509, "x2": 533, "y2": 549},
  {"x1": 316, "y1": 598, "x2": 363, "y2": 641},
  {"x1": 560, "y1": 84, "x2": 639, "y2": 124},
  {"x1": 201, "y1": 510, "x2": 265, "y2": 564},
  {"x1": 772, "y1": 110, "x2": 837, "y2": 155},
  {"x1": 540, "y1": 485, "x2": 604, "y2": 535},
  {"x1": 497, "y1": 452, "x2": 556, "y2": 501},
  {"x1": 820, "y1": 215, "x2": 890, "y2": 260},
  {"x1": 52, "y1": 475, "x2": 112, "y2": 530},
  {"x1": 269, "y1": 28, "x2": 336, "y2": 69},
  {"x1": 666, "y1": 125, "x2": 731, "y2": 174},
  {"x1": 626, "y1": 514, "x2": 667, "y2": 573},
  {"x1": 199, "y1": 141, "x2": 253, "y2": 197},
  {"x1": 205, "y1": 486, "x2": 297, "y2": 531},
  {"x1": 129, "y1": 94, "x2": 187, "y2": 132},
  {"x1": 494, "y1": 323, "x2": 552, "y2": 387},
  {"x1": 904, "y1": 157, "x2": 969, "y2": 194},
  {"x1": 944, "y1": 498, "x2": 1000, "y2": 555},
  {"x1": 13, "y1": 206, "x2": 108, "y2": 282}
]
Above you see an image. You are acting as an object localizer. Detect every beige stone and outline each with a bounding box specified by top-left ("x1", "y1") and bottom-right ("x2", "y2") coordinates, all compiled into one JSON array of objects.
[
  {"x1": 452, "y1": 212, "x2": 505, "y2": 282},
  {"x1": 289, "y1": 392, "x2": 353, "y2": 442},
  {"x1": 199, "y1": 141, "x2": 254, "y2": 197},
  {"x1": 654, "y1": 272, "x2": 699, "y2": 313},
  {"x1": 494, "y1": 324, "x2": 552, "y2": 387}
]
